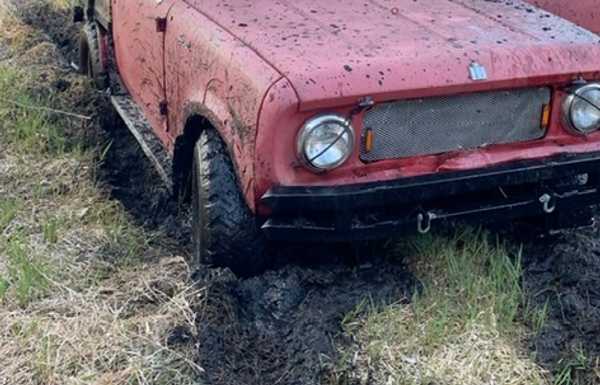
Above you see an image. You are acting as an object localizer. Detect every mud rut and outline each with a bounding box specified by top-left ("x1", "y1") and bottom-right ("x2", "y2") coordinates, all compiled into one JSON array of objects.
[{"x1": 11, "y1": 3, "x2": 600, "y2": 384}]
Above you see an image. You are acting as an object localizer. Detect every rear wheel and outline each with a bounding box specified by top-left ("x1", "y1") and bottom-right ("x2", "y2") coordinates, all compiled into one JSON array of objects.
[
  {"x1": 191, "y1": 129, "x2": 268, "y2": 276},
  {"x1": 79, "y1": 22, "x2": 107, "y2": 89}
]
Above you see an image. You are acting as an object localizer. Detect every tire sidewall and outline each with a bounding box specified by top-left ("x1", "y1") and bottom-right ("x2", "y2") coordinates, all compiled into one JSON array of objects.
[{"x1": 191, "y1": 141, "x2": 205, "y2": 268}]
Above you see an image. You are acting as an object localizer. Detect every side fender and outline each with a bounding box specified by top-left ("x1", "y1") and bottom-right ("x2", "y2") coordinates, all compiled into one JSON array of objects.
[
  {"x1": 164, "y1": 2, "x2": 282, "y2": 211},
  {"x1": 179, "y1": 93, "x2": 257, "y2": 206}
]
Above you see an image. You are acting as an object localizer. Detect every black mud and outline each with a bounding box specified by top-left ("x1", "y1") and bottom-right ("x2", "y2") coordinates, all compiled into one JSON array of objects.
[
  {"x1": 13, "y1": 0, "x2": 81, "y2": 63},
  {"x1": 193, "y1": 260, "x2": 417, "y2": 385},
  {"x1": 98, "y1": 111, "x2": 188, "y2": 241},
  {"x1": 524, "y1": 228, "x2": 600, "y2": 384}
]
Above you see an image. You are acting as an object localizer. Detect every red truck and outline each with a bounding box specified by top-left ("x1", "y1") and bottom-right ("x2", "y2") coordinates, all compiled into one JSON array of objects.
[{"x1": 78, "y1": 0, "x2": 600, "y2": 275}]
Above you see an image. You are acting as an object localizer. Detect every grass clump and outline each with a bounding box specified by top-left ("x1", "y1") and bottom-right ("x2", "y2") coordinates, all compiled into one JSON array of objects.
[
  {"x1": 333, "y1": 229, "x2": 549, "y2": 385},
  {"x1": 0, "y1": 199, "x2": 20, "y2": 233},
  {"x1": 1, "y1": 234, "x2": 50, "y2": 306},
  {"x1": 409, "y1": 230, "x2": 523, "y2": 339},
  {"x1": 554, "y1": 346, "x2": 598, "y2": 385}
]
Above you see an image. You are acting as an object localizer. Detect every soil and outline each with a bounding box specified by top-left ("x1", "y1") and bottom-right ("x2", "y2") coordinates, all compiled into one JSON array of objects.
[
  {"x1": 12, "y1": 0, "x2": 81, "y2": 64},
  {"x1": 193, "y1": 261, "x2": 417, "y2": 385},
  {"x1": 99, "y1": 111, "x2": 188, "y2": 242},
  {"x1": 9, "y1": 2, "x2": 600, "y2": 385},
  {"x1": 97, "y1": 119, "x2": 420, "y2": 384},
  {"x1": 524, "y1": 229, "x2": 600, "y2": 384}
]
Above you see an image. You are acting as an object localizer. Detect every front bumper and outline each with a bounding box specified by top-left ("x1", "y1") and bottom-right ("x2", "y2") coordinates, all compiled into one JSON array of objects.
[{"x1": 260, "y1": 152, "x2": 600, "y2": 241}]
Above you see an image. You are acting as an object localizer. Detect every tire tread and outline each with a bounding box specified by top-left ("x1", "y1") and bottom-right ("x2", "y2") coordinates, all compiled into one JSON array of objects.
[{"x1": 192, "y1": 130, "x2": 266, "y2": 276}]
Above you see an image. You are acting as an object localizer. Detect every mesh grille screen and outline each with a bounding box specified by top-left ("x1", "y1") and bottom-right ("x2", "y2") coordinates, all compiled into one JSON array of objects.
[{"x1": 360, "y1": 87, "x2": 551, "y2": 162}]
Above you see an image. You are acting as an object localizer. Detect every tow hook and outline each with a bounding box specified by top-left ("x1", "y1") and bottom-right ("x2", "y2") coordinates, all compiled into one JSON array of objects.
[
  {"x1": 539, "y1": 193, "x2": 556, "y2": 214},
  {"x1": 417, "y1": 212, "x2": 436, "y2": 234}
]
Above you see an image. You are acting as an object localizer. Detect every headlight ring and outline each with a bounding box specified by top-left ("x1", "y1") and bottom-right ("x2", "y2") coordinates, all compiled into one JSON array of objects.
[
  {"x1": 563, "y1": 83, "x2": 600, "y2": 135},
  {"x1": 296, "y1": 114, "x2": 355, "y2": 172}
]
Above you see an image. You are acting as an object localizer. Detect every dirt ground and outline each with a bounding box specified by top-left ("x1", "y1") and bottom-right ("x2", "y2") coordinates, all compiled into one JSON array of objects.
[
  {"x1": 524, "y1": 230, "x2": 600, "y2": 383},
  {"x1": 5, "y1": 2, "x2": 600, "y2": 385},
  {"x1": 100, "y1": 111, "x2": 421, "y2": 385}
]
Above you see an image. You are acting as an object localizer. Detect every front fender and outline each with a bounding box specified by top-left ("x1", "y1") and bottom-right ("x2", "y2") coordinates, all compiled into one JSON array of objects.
[
  {"x1": 164, "y1": 2, "x2": 282, "y2": 212},
  {"x1": 180, "y1": 91, "x2": 258, "y2": 209}
]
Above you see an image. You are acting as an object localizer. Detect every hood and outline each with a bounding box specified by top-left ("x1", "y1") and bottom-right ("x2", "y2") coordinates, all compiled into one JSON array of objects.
[
  {"x1": 527, "y1": 0, "x2": 600, "y2": 35},
  {"x1": 190, "y1": 0, "x2": 600, "y2": 110}
]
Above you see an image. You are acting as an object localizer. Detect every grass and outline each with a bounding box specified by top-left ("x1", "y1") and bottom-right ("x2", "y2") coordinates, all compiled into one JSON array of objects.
[
  {"x1": 555, "y1": 350, "x2": 587, "y2": 385},
  {"x1": 0, "y1": 199, "x2": 20, "y2": 233},
  {"x1": 0, "y1": 3, "x2": 203, "y2": 385},
  {"x1": 410, "y1": 231, "x2": 523, "y2": 335},
  {"x1": 553, "y1": 346, "x2": 599, "y2": 385},
  {"x1": 1, "y1": 234, "x2": 50, "y2": 306},
  {"x1": 332, "y1": 229, "x2": 550, "y2": 385}
]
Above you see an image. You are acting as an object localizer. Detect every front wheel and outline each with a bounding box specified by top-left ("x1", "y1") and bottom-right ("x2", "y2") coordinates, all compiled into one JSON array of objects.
[{"x1": 191, "y1": 129, "x2": 268, "y2": 276}]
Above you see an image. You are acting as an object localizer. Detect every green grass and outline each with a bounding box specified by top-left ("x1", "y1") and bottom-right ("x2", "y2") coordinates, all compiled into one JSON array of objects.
[
  {"x1": 0, "y1": 199, "x2": 20, "y2": 233},
  {"x1": 334, "y1": 229, "x2": 548, "y2": 385},
  {"x1": 0, "y1": 67, "x2": 68, "y2": 155},
  {"x1": 406, "y1": 229, "x2": 524, "y2": 342},
  {"x1": 0, "y1": 64, "x2": 146, "y2": 258},
  {"x1": 1, "y1": 234, "x2": 50, "y2": 306},
  {"x1": 0, "y1": 10, "x2": 202, "y2": 383},
  {"x1": 554, "y1": 346, "x2": 592, "y2": 385},
  {"x1": 0, "y1": 277, "x2": 9, "y2": 299},
  {"x1": 42, "y1": 216, "x2": 62, "y2": 244},
  {"x1": 0, "y1": 4, "x2": 202, "y2": 385},
  {"x1": 527, "y1": 298, "x2": 550, "y2": 336}
]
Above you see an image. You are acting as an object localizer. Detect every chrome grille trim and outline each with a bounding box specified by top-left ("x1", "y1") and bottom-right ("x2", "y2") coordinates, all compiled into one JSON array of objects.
[{"x1": 360, "y1": 87, "x2": 551, "y2": 162}]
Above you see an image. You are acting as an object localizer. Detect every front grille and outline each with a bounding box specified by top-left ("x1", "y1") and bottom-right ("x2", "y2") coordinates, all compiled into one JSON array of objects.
[{"x1": 360, "y1": 87, "x2": 551, "y2": 162}]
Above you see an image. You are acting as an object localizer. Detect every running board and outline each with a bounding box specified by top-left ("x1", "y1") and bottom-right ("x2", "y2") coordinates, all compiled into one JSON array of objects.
[{"x1": 110, "y1": 95, "x2": 173, "y2": 193}]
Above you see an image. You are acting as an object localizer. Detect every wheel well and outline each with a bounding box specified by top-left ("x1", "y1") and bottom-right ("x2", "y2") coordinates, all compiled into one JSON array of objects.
[{"x1": 173, "y1": 115, "x2": 213, "y2": 200}]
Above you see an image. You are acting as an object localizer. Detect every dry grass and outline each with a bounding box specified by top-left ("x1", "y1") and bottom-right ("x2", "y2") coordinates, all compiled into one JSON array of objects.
[
  {"x1": 0, "y1": 3, "x2": 203, "y2": 385},
  {"x1": 332, "y1": 231, "x2": 550, "y2": 385}
]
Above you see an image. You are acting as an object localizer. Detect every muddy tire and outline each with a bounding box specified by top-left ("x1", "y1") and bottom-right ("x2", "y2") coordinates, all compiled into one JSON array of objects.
[
  {"x1": 191, "y1": 130, "x2": 268, "y2": 276},
  {"x1": 79, "y1": 22, "x2": 107, "y2": 89}
]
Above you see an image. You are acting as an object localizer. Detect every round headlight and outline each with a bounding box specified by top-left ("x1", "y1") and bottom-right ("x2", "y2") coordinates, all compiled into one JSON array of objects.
[
  {"x1": 563, "y1": 83, "x2": 600, "y2": 134},
  {"x1": 297, "y1": 114, "x2": 355, "y2": 172}
]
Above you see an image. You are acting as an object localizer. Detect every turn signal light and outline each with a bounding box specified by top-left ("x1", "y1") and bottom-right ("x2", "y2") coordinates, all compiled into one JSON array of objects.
[
  {"x1": 364, "y1": 127, "x2": 374, "y2": 153},
  {"x1": 541, "y1": 104, "x2": 551, "y2": 130}
]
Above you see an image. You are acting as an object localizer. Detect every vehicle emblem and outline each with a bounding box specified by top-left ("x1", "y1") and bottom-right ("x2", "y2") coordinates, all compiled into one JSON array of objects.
[{"x1": 469, "y1": 62, "x2": 488, "y2": 81}]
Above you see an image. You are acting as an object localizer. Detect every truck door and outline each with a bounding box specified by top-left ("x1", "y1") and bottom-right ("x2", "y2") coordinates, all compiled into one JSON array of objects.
[{"x1": 112, "y1": 0, "x2": 176, "y2": 145}]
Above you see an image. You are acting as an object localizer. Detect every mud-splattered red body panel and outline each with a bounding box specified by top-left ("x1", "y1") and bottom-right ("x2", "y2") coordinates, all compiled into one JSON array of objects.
[{"x1": 104, "y1": 0, "x2": 600, "y2": 238}]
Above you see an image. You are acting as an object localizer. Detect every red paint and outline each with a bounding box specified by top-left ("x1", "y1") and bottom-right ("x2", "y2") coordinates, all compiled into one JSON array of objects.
[
  {"x1": 110, "y1": 0, "x2": 600, "y2": 214},
  {"x1": 112, "y1": 0, "x2": 175, "y2": 146},
  {"x1": 527, "y1": 0, "x2": 600, "y2": 34}
]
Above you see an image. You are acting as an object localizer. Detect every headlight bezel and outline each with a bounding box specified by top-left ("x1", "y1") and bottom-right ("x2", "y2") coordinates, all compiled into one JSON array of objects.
[
  {"x1": 296, "y1": 114, "x2": 356, "y2": 172},
  {"x1": 563, "y1": 82, "x2": 600, "y2": 135}
]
